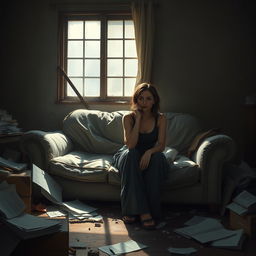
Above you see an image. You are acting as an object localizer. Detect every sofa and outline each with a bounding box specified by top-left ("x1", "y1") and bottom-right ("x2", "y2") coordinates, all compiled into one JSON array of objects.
[{"x1": 21, "y1": 109, "x2": 236, "y2": 207}]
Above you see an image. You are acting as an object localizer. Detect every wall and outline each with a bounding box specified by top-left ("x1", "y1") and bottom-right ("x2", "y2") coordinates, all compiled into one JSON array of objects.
[{"x1": 1, "y1": 0, "x2": 255, "y2": 156}]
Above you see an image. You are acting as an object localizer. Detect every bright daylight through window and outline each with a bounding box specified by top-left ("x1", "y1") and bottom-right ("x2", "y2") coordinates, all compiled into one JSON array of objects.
[{"x1": 60, "y1": 15, "x2": 138, "y2": 102}]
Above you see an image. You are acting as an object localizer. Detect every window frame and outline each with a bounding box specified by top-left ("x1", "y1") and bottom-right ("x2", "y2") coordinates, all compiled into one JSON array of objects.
[{"x1": 57, "y1": 11, "x2": 136, "y2": 105}]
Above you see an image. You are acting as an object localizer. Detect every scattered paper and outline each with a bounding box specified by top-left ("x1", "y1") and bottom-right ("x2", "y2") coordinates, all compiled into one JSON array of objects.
[
  {"x1": 32, "y1": 164, "x2": 62, "y2": 203},
  {"x1": 99, "y1": 240, "x2": 147, "y2": 255},
  {"x1": 62, "y1": 200, "x2": 97, "y2": 215}
]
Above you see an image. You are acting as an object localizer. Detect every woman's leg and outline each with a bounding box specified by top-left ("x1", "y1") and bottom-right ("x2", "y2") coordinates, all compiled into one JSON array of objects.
[
  {"x1": 143, "y1": 152, "x2": 169, "y2": 220},
  {"x1": 113, "y1": 148, "x2": 150, "y2": 216}
]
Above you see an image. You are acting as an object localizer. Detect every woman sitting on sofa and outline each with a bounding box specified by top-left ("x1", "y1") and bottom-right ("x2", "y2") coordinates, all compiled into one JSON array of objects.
[{"x1": 112, "y1": 83, "x2": 169, "y2": 230}]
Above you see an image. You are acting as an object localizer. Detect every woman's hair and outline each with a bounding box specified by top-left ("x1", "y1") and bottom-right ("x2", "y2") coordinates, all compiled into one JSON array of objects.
[{"x1": 130, "y1": 83, "x2": 160, "y2": 116}]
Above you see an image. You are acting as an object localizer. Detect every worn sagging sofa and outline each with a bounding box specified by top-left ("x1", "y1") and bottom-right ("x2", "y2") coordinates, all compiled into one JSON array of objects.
[{"x1": 21, "y1": 109, "x2": 236, "y2": 206}]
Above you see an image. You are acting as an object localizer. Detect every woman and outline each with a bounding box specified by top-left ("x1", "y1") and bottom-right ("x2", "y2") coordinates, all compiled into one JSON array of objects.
[{"x1": 113, "y1": 83, "x2": 169, "y2": 230}]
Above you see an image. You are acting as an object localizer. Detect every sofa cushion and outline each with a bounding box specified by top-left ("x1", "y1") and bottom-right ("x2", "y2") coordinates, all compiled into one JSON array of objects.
[
  {"x1": 108, "y1": 155, "x2": 201, "y2": 190},
  {"x1": 63, "y1": 109, "x2": 129, "y2": 154},
  {"x1": 49, "y1": 151, "x2": 113, "y2": 182}
]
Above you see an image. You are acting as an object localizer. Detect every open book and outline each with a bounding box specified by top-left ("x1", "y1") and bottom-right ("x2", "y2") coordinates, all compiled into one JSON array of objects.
[{"x1": 226, "y1": 190, "x2": 256, "y2": 216}]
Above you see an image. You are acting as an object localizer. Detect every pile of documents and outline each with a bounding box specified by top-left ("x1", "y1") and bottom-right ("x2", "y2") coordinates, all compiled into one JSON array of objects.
[
  {"x1": 0, "y1": 109, "x2": 22, "y2": 135},
  {"x1": 0, "y1": 156, "x2": 27, "y2": 172},
  {"x1": 226, "y1": 190, "x2": 256, "y2": 216},
  {"x1": 32, "y1": 164, "x2": 102, "y2": 222},
  {"x1": 0, "y1": 181, "x2": 62, "y2": 240},
  {"x1": 174, "y1": 216, "x2": 246, "y2": 250}
]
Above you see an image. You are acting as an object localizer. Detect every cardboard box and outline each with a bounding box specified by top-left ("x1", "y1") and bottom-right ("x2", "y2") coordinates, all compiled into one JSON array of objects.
[{"x1": 229, "y1": 210, "x2": 256, "y2": 238}]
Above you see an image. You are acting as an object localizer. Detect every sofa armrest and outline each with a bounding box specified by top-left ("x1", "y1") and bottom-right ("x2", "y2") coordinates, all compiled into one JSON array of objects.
[
  {"x1": 192, "y1": 135, "x2": 236, "y2": 205},
  {"x1": 20, "y1": 130, "x2": 74, "y2": 170}
]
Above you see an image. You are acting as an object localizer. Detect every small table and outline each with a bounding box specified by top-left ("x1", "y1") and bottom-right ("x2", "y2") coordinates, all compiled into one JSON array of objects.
[{"x1": 6, "y1": 170, "x2": 32, "y2": 213}]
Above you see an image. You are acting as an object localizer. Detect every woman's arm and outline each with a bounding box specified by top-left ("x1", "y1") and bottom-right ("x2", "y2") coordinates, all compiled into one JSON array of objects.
[
  {"x1": 123, "y1": 111, "x2": 141, "y2": 149},
  {"x1": 139, "y1": 114, "x2": 167, "y2": 169}
]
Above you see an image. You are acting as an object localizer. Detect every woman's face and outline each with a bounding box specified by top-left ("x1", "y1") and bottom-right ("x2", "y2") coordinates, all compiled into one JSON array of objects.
[{"x1": 136, "y1": 90, "x2": 155, "y2": 111}]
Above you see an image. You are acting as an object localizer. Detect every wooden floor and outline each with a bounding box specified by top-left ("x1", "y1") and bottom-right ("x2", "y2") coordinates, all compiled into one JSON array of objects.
[{"x1": 69, "y1": 202, "x2": 256, "y2": 256}]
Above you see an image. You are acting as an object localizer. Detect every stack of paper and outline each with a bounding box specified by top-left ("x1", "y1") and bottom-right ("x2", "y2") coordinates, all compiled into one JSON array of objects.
[
  {"x1": 175, "y1": 216, "x2": 246, "y2": 249},
  {"x1": 226, "y1": 190, "x2": 256, "y2": 216},
  {"x1": 33, "y1": 164, "x2": 102, "y2": 222},
  {"x1": 0, "y1": 180, "x2": 62, "y2": 240},
  {"x1": 3, "y1": 213, "x2": 62, "y2": 240},
  {"x1": 0, "y1": 156, "x2": 27, "y2": 172}
]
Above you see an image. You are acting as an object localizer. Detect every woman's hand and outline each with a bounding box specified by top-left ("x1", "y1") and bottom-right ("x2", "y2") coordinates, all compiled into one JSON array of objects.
[
  {"x1": 133, "y1": 109, "x2": 142, "y2": 121},
  {"x1": 139, "y1": 150, "x2": 152, "y2": 170}
]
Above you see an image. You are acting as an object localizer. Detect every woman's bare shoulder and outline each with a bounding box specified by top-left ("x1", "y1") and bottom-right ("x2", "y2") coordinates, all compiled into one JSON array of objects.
[{"x1": 122, "y1": 112, "x2": 134, "y2": 122}]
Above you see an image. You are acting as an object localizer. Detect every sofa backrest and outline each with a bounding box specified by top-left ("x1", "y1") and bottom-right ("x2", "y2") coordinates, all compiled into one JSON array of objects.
[
  {"x1": 165, "y1": 112, "x2": 204, "y2": 154},
  {"x1": 63, "y1": 109, "x2": 204, "y2": 154}
]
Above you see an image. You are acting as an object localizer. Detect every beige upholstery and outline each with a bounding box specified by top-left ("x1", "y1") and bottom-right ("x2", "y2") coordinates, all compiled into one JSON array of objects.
[{"x1": 21, "y1": 109, "x2": 236, "y2": 206}]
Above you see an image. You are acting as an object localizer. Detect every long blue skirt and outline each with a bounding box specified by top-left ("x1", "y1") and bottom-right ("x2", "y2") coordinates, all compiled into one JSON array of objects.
[{"x1": 112, "y1": 146, "x2": 169, "y2": 220}]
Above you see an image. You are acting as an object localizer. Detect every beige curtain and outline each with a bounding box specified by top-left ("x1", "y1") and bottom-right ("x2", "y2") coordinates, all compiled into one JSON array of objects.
[{"x1": 132, "y1": 0, "x2": 154, "y2": 85}]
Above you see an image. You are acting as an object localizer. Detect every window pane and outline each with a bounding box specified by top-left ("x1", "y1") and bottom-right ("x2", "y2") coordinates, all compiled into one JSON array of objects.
[
  {"x1": 125, "y1": 40, "x2": 137, "y2": 57},
  {"x1": 107, "y1": 59, "x2": 123, "y2": 76},
  {"x1": 85, "y1": 41, "x2": 100, "y2": 57},
  {"x1": 125, "y1": 20, "x2": 135, "y2": 38},
  {"x1": 124, "y1": 78, "x2": 136, "y2": 96},
  {"x1": 67, "y1": 59, "x2": 83, "y2": 76},
  {"x1": 85, "y1": 78, "x2": 100, "y2": 96},
  {"x1": 107, "y1": 40, "x2": 123, "y2": 57},
  {"x1": 68, "y1": 21, "x2": 83, "y2": 39},
  {"x1": 67, "y1": 78, "x2": 83, "y2": 96},
  {"x1": 108, "y1": 20, "x2": 123, "y2": 38},
  {"x1": 125, "y1": 59, "x2": 138, "y2": 76},
  {"x1": 84, "y1": 59, "x2": 100, "y2": 77},
  {"x1": 107, "y1": 78, "x2": 123, "y2": 96},
  {"x1": 67, "y1": 41, "x2": 83, "y2": 57},
  {"x1": 85, "y1": 21, "x2": 101, "y2": 39}
]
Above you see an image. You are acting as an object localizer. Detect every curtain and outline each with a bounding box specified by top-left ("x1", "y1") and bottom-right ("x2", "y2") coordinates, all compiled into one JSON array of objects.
[{"x1": 132, "y1": 0, "x2": 155, "y2": 85}]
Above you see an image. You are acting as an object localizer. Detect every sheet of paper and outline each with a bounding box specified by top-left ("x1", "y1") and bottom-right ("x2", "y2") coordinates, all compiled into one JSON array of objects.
[
  {"x1": 184, "y1": 216, "x2": 213, "y2": 226},
  {"x1": 233, "y1": 190, "x2": 256, "y2": 208},
  {"x1": 192, "y1": 227, "x2": 237, "y2": 243},
  {"x1": 46, "y1": 206, "x2": 66, "y2": 218},
  {"x1": 6, "y1": 213, "x2": 61, "y2": 230},
  {"x1": 69, "y1": 240, "x2": 87, "y2": 248},
  {"x1": 99, "y1": 240, "x2": 147, "y2": 255},
  {"x1": 62, "y1": 200, "x2": 97, "y2": 215},
  {"x1": 167, "y1": 247, "x2": 197, "y2": 254},
  {"x1": 175, "y1": 218, "x2": 223, "y2": 238},
  {"x1": 226, "y1": 202, "x2": 248, "y2": 215},
  {"x1": 0, "y1": 184, "x2": 25, "y2": 219},
  {"x1": 211, "y1": 229, "x2": 244, "y2": 248},
  {"x1": 32, "y1": 164, "x2": 62, "y2": 203}
]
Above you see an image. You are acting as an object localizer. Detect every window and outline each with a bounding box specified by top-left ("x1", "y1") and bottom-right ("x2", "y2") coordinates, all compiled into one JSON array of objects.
[{"x1": 58, "y1": 12, "x2": 138, "y2": 104}]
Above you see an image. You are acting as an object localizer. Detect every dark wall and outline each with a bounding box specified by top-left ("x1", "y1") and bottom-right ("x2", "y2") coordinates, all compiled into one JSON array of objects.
[{"x1": 1, "y1": 0, "x2": 255, "y2": 156}]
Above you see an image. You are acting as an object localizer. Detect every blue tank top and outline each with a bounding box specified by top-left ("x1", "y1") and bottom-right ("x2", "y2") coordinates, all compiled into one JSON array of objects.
[{"x1": 135, "y1": 115, "x2": 159, "y2": 154}]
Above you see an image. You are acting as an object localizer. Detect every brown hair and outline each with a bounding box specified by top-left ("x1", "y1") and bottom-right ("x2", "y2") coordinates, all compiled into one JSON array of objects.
[{"x1": 130, "y1": 83, "x2": 160, "y2": 116}]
